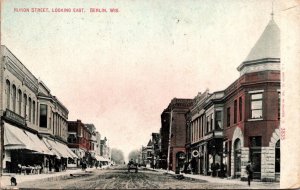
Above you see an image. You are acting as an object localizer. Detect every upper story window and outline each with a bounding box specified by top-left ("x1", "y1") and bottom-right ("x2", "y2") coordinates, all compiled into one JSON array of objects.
[
  {"x1": 239, "y1": 97, "x2": 242, "y2": 121},
  {"x1": 33, "y1": 101, "x2": 36, "y2": 124},
  {"x1": 18, "y1": 89, "x2": 22, "y2": 115},
  {"x1": 215, "y1": 111, "x2": 222, "y2": 130},
  {"x1": 250, "y1": 93, "x2": 263, "y2": 119},
  {"x1": 39, "y1": 104, "x2": 48, "y2": 128},
  {"x1": 12, "y1": 85, "x2": 16, "y2": 112},
  {"x1": 227, "y1": 107, "x2": 230, "y2": 127},
  {"x1": 234, "y1": 100, "x2": 237, "y2": 124},
  {"x1": 6, "y1": 80, "x2": 10, "y2": 109},
  {"x1": 28, "y1": 98, "x2": 32, "y2": 122},
  {"x1": 206, "y1": 115, "x2": 210, "y2": 134},
  {"x1": 23, "y1": 94, "x2": 27, "y2": 118},
  {"x1": 68, "y1": 134, "x2": 77, "y2": 144}
]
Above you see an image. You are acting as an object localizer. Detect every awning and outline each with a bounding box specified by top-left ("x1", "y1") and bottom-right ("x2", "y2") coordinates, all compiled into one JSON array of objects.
[
  {"x1": 25, "y1": 131, "x2": 53, "y2": 155},
  {"x1": 43, "y1": 138, "x2": 78, "y2": 159},
  {"x1": 95, "y1": 155, "x2": 106, "y2": 161},
  {"x1": 4, "y1": 122, "x2": 47, "y2": 154}
]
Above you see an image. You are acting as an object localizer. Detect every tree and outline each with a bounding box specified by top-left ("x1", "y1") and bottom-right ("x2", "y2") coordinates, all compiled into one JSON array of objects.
[
  {"x1": 128, "y1": 149, "x2": 140, "y2": 163},
  {"x1": 111, "y1": 148, "x2": 125, "y2": 164}
]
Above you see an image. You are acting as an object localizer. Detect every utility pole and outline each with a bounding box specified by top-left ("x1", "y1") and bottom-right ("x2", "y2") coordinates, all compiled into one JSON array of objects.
[{"x1": 166, "y1": 110, "x2": 173, "y2": 173}]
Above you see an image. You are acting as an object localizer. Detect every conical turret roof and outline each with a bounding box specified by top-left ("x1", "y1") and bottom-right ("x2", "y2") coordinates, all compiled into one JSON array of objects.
[
  {"x1": 244, "y1": 19, "x2": 280, "y2": 62},
  {"x1": 237, "y1": 18, "x2": 280, "y2": 74}
]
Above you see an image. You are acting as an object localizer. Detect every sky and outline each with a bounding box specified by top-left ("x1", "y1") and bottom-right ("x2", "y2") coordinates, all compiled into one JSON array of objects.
[{"x1": 1, "y1": 0, "x2": 282, "y2": 160}]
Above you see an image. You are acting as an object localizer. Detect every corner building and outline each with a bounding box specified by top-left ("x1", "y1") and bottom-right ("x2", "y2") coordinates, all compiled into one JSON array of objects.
[{"x1": 223, "y1": 18, "x2": 280, "y2": 181}]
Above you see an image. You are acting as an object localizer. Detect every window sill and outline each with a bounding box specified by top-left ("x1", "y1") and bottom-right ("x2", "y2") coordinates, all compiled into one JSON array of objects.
[{"x1": 248, "y1": 118, "x2": 263, "y2": 121}]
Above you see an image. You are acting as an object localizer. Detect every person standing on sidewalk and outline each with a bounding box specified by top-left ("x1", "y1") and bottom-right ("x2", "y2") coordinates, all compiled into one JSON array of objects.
[{"x1": 246, "y1": 161, "x2": 253, "y2": 186}]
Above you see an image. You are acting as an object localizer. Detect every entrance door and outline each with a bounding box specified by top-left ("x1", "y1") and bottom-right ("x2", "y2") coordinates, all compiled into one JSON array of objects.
[
  {"x1": 234, "y1": 139, "x2": 241, "y2": 177},
  {"x1": 250, "y1": 136, "x2": 262, "y2": 179}
]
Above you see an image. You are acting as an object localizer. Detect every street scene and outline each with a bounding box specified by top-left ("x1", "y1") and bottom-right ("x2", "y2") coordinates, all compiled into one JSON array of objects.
[
  {"x1": 2, "y1": 0, "x2": 300, "y2": 189},
  {"x1": 9, "y1": 165, "x2": 278, "y2": 189}
]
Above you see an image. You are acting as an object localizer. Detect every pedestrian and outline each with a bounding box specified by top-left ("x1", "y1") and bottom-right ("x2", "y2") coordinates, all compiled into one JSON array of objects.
[{"x1": 246, "y1": 161, "x2": 253, "y2": 186}]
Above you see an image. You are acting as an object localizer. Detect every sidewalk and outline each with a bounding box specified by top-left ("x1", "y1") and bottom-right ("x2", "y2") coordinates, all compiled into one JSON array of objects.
[
  {"x1": 0, "y1": 166, "x2": 109, "y2": 189},
  {"x1": 151, "y1": 168, "x2": 280, "y2": 189}
]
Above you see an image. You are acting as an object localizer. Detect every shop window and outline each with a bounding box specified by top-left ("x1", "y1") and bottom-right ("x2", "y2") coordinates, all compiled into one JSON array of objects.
[
  {"x1": 6, "y1": 80, "x2": 10, "y2": 109},
  {"x1": 39, "y1": 104, "x2": 48, "y2": 128},
  {"x1": 234, "y1": 100, "x2": 237, "y2": 123},
  {"x1": 227, "y1": 107, "x2": 230, "y2": 127},
  {"x1": 250, "y1": 93, "x2": 263, "y2": 119},
  {"x1": 275, "y1": 140, "x2": 280, "y2": 173},
  {"x1": 215, "y1": 111, "x2": 222, "y2": 130},
  {"x1": 12, "y1": 85, "x2": 16, "y2": 112}
]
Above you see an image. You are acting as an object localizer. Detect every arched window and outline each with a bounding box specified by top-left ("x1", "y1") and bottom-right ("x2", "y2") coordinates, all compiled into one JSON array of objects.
[
  {"x1": 28, "y1": 97, "x2": 32, "y2": 122},
  {"x1": 12, "y1": 85, "x2": 16, "y2": 112},
  {"x1": 23, "y1": 94, "x2": 27, "y2": 118},
  {"x1": 18, "y1": 89, "x2": 22, "y2": 115},
  {"x1": 275, "y1": 140, "x2": 280, "y2": 173},
  {"x1": 6, "y1": 80, "x2": 10, "y2": 109}
]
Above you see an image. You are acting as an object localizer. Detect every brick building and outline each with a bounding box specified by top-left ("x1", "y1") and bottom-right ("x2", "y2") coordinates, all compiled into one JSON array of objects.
[
  {"x1": 161, "y1": 98, "x2": 193, "y2": 172},
  {"x1": 223, "y1": 18, "x2": 280, "y2": 181},
  {"x1": 67, "y1": 120, "x2": 91, "y2": 163}
]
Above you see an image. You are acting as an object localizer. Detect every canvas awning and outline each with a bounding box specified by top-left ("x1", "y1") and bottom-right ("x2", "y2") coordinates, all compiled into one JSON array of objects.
[
  {"x1": 43, "y1": 138, "x2": 78, "y2": 159},
  {"x1": 95, "y1": 155, "x2": 106, "y2": 161},
  {"x1": 4, "y1": 122, "x2": 49, "y2": 154}
]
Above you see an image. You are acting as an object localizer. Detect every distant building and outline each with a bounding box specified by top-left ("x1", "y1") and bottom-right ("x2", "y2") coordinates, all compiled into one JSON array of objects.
[
  {"x1": 68, "y1": 120, "x2": 91, "y2": 163},
  {"x1": 161, "y1": 98, "x2": 193, "y2": 172}
]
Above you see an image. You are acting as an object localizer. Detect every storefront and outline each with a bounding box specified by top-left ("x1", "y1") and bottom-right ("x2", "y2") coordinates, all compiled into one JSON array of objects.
[{"x1": 3, "y1": 122, "x2": 53, "y2": 174}]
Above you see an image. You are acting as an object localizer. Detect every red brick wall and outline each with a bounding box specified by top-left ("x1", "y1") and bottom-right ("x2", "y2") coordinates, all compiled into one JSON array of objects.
[{"x1": 224, "y1": 70, "x2": 280, "y2": 147}]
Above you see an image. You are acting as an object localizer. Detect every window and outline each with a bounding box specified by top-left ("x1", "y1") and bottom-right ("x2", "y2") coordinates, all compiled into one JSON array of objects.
[
  {"x1": 33, "y1": 101, "x2": 36, "y2": 124},
  {"x1": 250, "y1": 93, "x2": 263, "y2": 119},
  {"x1": 18, "y1": 90, "x2": 22, "y2": 115},
  {"x1": 215, "y1": 111, "x2": 222, "y2": 130},
  {"x1": 206, "y1": 116, "x2": 209, "y2": 133},
  {"x1": 234, "y1": 100, "x2": 237, "y2": 124},
  {"x1": 275, "y1": 140, "x2": 280, "y2": 172},
  {"x1": 278, "y1": 92, "x2": 280, "y2": 120},
  {"x1": 23, "y1": 94, "x2": 27, "y2": 118},
  {"x1": 12, "y1": 85, "x2": 16, "y2": 112},
  {"x1": 39, "y1": 104, "x2": 48, "y2": 128},
  {"x1": 239, "y1": 97, "x2": 242, "y2": 121},
  {"x1": 210, "y1": 113, "x2": 213, "y2": 131},
  {"x1": 28, "y1": 98, "x2": 32, "y2": 122},
  {"x1": 68, "y1": 134, "x2": 77, "y2": 143},
  {"x1": 227, "y1": 107, "x2": 230, "y2": 127},
  {"x1": 6, "y1": 80, "x2": 10, "y2": 109}
]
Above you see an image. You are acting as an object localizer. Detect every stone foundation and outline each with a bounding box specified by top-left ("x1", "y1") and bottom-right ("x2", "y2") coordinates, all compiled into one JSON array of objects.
[{"x1": 261, "y1": 146, "x2": 276, "y2": 181}]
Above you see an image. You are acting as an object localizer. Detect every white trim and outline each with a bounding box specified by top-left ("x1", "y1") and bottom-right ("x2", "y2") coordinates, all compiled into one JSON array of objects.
[
  {"x1": 248, "y1": 90, "x2": 264, "y2": 94},
  {"x1": 247, "y1": 118, "x2": 263, "y2": 121},
  {"x1": 277, "y1": 89, "x2": 281, "y2": 92}
]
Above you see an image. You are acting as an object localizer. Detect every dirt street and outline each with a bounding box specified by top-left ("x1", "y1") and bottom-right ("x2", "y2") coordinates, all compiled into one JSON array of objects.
[{"x1": 17, "y1": 166, "x2": 266, "y2": 189}]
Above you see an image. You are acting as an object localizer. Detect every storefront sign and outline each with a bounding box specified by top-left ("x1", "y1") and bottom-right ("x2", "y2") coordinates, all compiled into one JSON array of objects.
[{"x1": 4, "y1": 109, "x2": 26, "y2": 126}]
